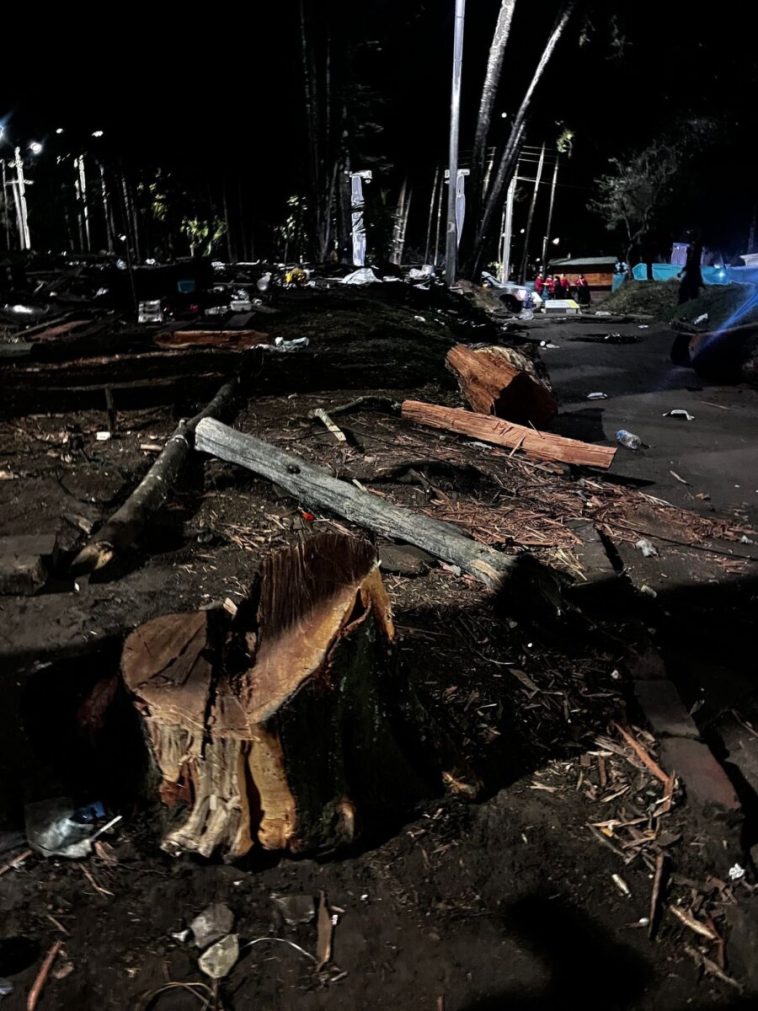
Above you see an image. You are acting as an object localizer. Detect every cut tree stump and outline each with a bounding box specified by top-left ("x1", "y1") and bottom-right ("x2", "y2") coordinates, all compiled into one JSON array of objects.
[
  {"x1": 401, "y1": 400, "x2": 616, "y2": 469},
  {"x1": 122, "y1": 534, "x2": 449, "y2": 858},
  {"x1": 71, "y1": 378, "x2": 239, "y2": 575},
  {"x1": 194, "y1": 417, "x2": 521, "y2": 588},
  {"x1": 446, "y1": 344, "x2": 558, "y2": 426}
]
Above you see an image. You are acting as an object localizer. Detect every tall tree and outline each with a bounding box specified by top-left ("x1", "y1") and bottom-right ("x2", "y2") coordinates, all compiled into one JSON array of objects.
[{"x1": 468, "y1": 3, "x2": 574, "y2": 278}]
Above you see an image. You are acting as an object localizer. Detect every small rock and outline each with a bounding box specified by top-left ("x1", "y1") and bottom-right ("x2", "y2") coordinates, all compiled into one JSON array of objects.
[
  {"x1": 191, "y1": 903, "x2": 235, "y2": 948},
  {"x1": 198, "y1": 934, "x2": 239, "y2": 979},
  {"x1": 379, "y1": 543, "x2": 434, "y2": 577}
]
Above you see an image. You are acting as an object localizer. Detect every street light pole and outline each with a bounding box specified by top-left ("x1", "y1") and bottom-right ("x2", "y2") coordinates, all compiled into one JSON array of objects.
[
  {"x1": 518, "y1": 142, "x2": 545, "y2": 283},
  {"x1": 540, "y1": 154, "x2": 560, "y2": 271},
  {"x1": 445, "y1": 0, "x2": 466, "y2": 286}
]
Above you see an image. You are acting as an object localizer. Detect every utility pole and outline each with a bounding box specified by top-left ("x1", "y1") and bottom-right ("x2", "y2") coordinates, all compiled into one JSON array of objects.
[
  {"x1": 445, "y1": 0, "x2": 466, "y2": 286},
  {"x1": 518, "y1": 142, "x2": 545, "y2": 282},
  {"x1": 74, "y1": 155, "x2": 91, "y2": 252},
  {"x1": 540, "y1": 154, "x2": 560, "y2": 271},
  {"x1": 1, "y1": 160, "x2": 10, "y2": 249},
  {"x1": 98, "y1": 162, "x2": 115, "y2": 253}
]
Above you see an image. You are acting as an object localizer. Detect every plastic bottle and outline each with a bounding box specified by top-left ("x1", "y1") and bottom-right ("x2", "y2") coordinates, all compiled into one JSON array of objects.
[{"x1": 616, "y1": 429, "x2": 642, "y2": 450}]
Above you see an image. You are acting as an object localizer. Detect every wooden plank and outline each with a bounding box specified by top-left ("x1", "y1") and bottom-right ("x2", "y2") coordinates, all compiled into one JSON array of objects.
[
  {"x1": 400, "y1": 400, "x2": 616, "y2": 469},
  {"x1": 194, "y1": 418, "x2": 520, "y2": 588}
]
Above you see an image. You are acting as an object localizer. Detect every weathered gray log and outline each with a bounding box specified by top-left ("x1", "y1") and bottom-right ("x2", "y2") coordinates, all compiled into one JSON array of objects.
[
  {"x1": 195, "y1": 417, "x2": 519, "y2": 588},
  {"x1": 71, "y1": 379, "x2": 239, "y2": 574}
]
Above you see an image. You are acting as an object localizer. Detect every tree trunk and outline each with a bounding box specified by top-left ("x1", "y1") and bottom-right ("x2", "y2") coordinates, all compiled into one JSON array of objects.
[
  {"x1": 71, "y1": 379, "x2": 239, "y2": 575},
  {"x1": 470, "y1": 5, "x2": 573, "y2": 278},
  {"x1": 194, "y1": 418, "x2": 520, "y2": 588},
  {"x1": 446, "y1": 344, "x2": 558, "y2": 426},
  {"x1": 469, "y1": 0, "x2": 517, "y2": 233},
  {"x1": 401, "y1": 400, "x2": 616, "y2": 469},
  {"x1": 123, "y1": 534, "x2": 453, "y2": 858}
]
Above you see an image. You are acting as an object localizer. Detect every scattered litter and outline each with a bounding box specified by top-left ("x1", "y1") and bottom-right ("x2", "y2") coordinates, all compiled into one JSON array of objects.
[
  {"x1": 413, "y1": 315, "x2": 427, "y2": 323},
  {"x1": 139, "y1": 443, "x2": 162, "y2": 453},
  {"x1": 341, "y1": 268, "x2": 381, "y2": 285},
  {"x1": 612, "y1": 874, "x2": 631, "y2": 898},
  {"x1": 740, "y1": 535, "x2": 754, "y2": 544},
  {"x1": 0, "y1": 979, "x2": 13, "y2": 999},
  {"x1": 728, "y1": 863, "x2": 746, "y2": 882},
  {"x1": 316, "y1": 891, "x2": 335, "y2": 970},
  {"x1": 637, "y1": 324, "x2": 650, "y2": 329},
  {"x1": 191, "y1": 903, "x2": 235, "y2": 948},
  {"x1": 693, "y1": 313, "x2": 709, "y2": 325},
  {"x1": 94, "y1": 431, "x2": 111, "y2": 442},
  {"x1": 616, "y1": 430, "x2": 642, "y2": 450},
  {"x1": 198, "y1": 934, "x2": 239, "y2": 979},
  {"x1": 170, "y1": 929, "x2": 192, "y2": 944},
  {"x1": 595, "y1": 310, "x2": 612, "y2": 316},
  {"x1": 635, "y1": 538, "x2": 659, "y2": 558},
  {"x1": 586, "y1": 392, "x2": 608, "y2": 400},
  {"x1": 539, "y1": 340, "x2": 560, "y2": 349},
  {"x1": 640, "y1": 581, "x2": 656, "y2": 597},
  {"x1": 669, "y1": 470, "x2": 689, "y2": 485},
  {"x1": 273, "y1": 336, "x2": 310, "y2": 351},
  {"x1": 663, "y1": 410, "x2": 695, "y2": 421},
  {"x1": 518, "y1": 309, "x2": 534, "y2": 321},
  {"x1": 244, "y1": 936, "x2": 317, "y2": 964},
  {"x1": 52, "y1": 960, "x2": 74, "y2": 982},
  {"x1": 271, "y1": 892, "x2": 316, "y2": 928},
  {"x1": 24, "y1": 799, "x2": 119, "y2": 860}
]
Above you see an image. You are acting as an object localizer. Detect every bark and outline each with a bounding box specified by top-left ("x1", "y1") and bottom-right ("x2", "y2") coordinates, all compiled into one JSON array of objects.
[
  {"x1": 446, "y1": 344, "x2": 558, "y2": 427},
  {"x1": 401, "y1": 400, "x2": 616, "y2": 469},
  {"x1": 71, "y1": 379, "x2": 239, "y2": 575},
  {"x1": 194, "y1": 417, "x2": 520, "y2": 588},
  {"x1": 123, "y1": 534, "x2": 454, "y2": 858},
  {"x1": 471, "y1": 4, "x2": 574, "y2": 278},
  {"x1": 469, "y1": 0, "x2": 517, "y2": 227}
]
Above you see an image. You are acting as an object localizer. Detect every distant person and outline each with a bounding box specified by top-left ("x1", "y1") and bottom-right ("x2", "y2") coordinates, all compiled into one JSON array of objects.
[
  {"x1": 558, "y1": 273, "x2": 570, "y2": 297},
  {"x1": 545, "y1": 275, "x2": 556, "y2": 300},
  {"x1": 534, "y1": 272, "x2": 544, "y2": 298},
  {"x1": 677, "y1": 239, "x2": 704, "y2": 304},
  {"x1": 575, "y1": 274, "x2": 591, "y2": 307}
]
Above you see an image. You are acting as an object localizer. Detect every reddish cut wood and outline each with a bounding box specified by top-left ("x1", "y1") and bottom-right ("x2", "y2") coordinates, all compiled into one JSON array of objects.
[
  {"x1": 401, "y1": 400, "x2": 616, "y2": 469},
  {"x1": 446, "y1": 344, "x2": 558, "y2": 426}
]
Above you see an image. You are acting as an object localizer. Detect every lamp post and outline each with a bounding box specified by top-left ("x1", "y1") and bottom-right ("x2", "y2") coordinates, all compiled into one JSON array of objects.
[{"x1": 445, "y1": 0, "x2": 466, "y2": 286}]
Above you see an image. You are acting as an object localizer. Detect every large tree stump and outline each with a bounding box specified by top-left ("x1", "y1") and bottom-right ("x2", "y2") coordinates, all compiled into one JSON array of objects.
[
  {"x1": 122, "y1": 533, "x2": 448, "y2": 859},
  {"x1": 446, "y1": 344, "x2": 558, "y2": 426}
]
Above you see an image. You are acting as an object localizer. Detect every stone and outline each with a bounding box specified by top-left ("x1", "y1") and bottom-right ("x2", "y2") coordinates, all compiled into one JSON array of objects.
[
  {"x1": 0, "y1": 534, "x2": 57, "y2": 596},
  {"x1": 198, "y1": 934, "x2": 239, "y2": 979},
  {"x1": 378, "y1": 543, "x2": 434, "y2": 576},
  {"x1": 633, "y1": 680, "x2": 698, "y2": 738},
  {"x1": 191, "y1": 903, "x2": 235, "y2": 948}
]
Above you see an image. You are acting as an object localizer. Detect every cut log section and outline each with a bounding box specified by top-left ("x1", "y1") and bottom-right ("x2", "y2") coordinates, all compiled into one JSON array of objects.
[
  {"x1": 194, "y1": 417, "x2": 521, "y2": 588},
  {"x1": 71, "y1": 378, "x2": 239, "y2": 575},
  {"x1": 446, "y1": 344, "x2": 558, "y2": 426},
  {"x1": 123, "y1": 534, "x2": 447, "y2": 858},
  {"x1": 401, "y1": 400, "x2": 616, "y2": 469}
]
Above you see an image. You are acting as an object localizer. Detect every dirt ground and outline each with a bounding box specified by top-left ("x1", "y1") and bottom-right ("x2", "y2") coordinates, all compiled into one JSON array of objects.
[{"x1": 1, "y1": 287, "x2": 757, "y2": 1009}]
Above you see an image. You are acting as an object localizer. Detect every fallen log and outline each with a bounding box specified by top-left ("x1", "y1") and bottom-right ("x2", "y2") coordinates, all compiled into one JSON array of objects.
[
  {"x1": 71, "y1": 378, "x2": 239, "y2": 574},
  {"x1": 194, "y1": 417, "x2": 520, "y2": 588},
  {"x1": 123, "y1": 534, "x2": 449, "y2": 858},
  {"x1": 446, "y1": 344, "x2": 558, "y2": 426},
  {"x1": 401, "y1": 400, "x2": 616, "y2": 469},
  {"x1": 154, "y1": 329, "x2": 270, "y2": 350}
]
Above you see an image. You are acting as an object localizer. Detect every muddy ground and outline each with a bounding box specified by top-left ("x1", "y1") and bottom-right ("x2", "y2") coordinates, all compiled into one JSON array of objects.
[{"x1": 1, "y1": 287, "x2": 757, "y2": 1009}]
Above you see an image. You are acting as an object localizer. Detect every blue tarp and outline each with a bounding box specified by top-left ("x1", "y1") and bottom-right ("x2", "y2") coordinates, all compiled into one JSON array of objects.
[{"x1": 612, "y1": 264, "x2": 758, "y2": 292}]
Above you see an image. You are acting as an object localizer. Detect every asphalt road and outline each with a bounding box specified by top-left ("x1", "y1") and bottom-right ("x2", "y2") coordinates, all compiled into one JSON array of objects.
[{"x1": 524, "y1": 314, "x2": 758, "y2": 527}]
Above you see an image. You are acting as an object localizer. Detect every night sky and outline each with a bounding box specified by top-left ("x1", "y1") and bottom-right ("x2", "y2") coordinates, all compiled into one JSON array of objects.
[{"x1": 2, "y1": 2, "x2": 756, "y2": 260}]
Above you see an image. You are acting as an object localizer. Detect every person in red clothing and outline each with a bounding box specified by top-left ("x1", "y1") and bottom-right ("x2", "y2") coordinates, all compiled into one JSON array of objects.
[
  {"x1": 545, "y1": 275, "x2": 556, "y2": 299},
  {"x1": 534, "y1": 273, "x2": 544, "y2": 297}
]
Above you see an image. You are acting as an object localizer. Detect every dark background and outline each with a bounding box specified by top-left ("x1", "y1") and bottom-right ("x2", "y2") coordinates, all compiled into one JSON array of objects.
[{"x1": 2, "y1": 2, "x2": 756, "y2": 260}]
